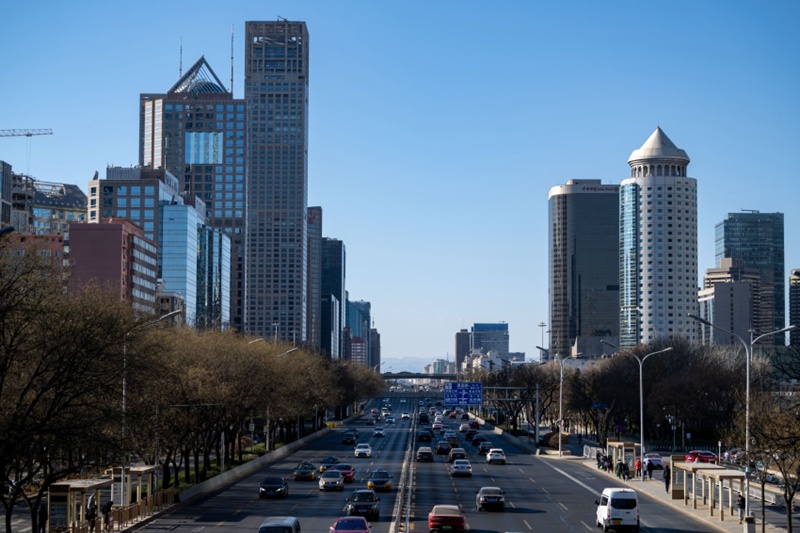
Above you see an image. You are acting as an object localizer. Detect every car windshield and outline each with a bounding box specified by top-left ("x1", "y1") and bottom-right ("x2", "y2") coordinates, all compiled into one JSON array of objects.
[
  {"x1": 296, "y1": 462, "x2": 313, "y2": 469},
  {"x1": 322, "y1": 470, "x2": 341, "y2": 479},
  {"x1": 610, "y1": 498, "x2": 637, "y2": 510},
  {"x1": 335, "y1": 519, "x2": 367, "y2": 530},
  {"x1": 351, "y1": 492, "x2": 375, "y2": 502},
  {"x1": 481, "y1": 489, "x2": 502, "y2": 496},
  {"x1": 371, "y1": 471, "x2": 389, "y2": 479},
  {"x1": 261, "y1": 477, "x2": 283, "y2": 484}
]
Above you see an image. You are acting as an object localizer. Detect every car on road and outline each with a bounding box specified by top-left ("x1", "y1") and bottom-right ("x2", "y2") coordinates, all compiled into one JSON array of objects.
[
  {"x1": 642, "y1": 453, "x2": 663, "y2": 470},
  {"x1": 595, "y1": 487, "x2": 639, "y2": 532},
  {"x1": 385, "y1": 416, "x2": 395, "y2": 424},
  {"x1": 345, "y1": 489, "x2": 381, "y2": 520},
  {"x1": 435, "y1": 441, "x2": 452, "y2": 454},
  {"x1": 319, "y1": 469, "x2": 345, "y2": 491},
  {"x1": 416, "y1": 447, "x2": 434, "y2": 462},
  {"x1": 329, "y1": 516, "x2": 371, "y2": 533},
  {"x1": 477, "y1": 441, "x2": 494, "y2": 455},
  {"x1": 428, "y1": 504, "x2": 465, "y2": 533},
  {"x1": 259, "y1": 476, "x2": 289, "y2": 498},
  {"x1": 373, "y1": 427, "x2": 385, "y2": 438},
  {"x1": 366, "y1": 469, "x2": 393, "y2": 492},
  {"x1": 332, "y1": 463, "x2": 356, "y2": 483},
  {"x1": 445, "y1": 433, "x2": 459, "y2": 447},
  {"x1": 401, "y1": 412, "x2": 410, "y2": 420},
  {"x1": 431, "y1": 421, "x2": 443, "y2": 431},
  {"x1": 320, "y1": 456, "x2": 341, "y2": 472},
  {"x1": 458, "y1": 423, "x2": 470, "y2": 432},
  {"x1": 684, "y1": 450, "x2": 717, "y2": 463},
  {"x1": 259, "y1": 516, "x2": 301, "y2": 533},
  {"x1": 475, "y1": 486, "x2": 505, "y2": 511},
  {"x1": 471, "y1": 434, "x2": 488, "y2": 446},
  {"x1": 417, "y1": 431, "x2": 432, "y2": 443},
  {"x1": 450, "y1": 459, "x2": 473, "y2": 477},
  {"x1": 354, "y1": 443, "x2": 373, "y2": 458},
  {"x1": 464, "y1": 429, "x2": 477, "y2": 440},
  {"x1": 469, "y1": 420, "x2": 480, "y2": 429},
  {"x1": 448, "y1": 448, "x2": 467, "y2": 463},
  {"x1": 486, "y1": 449, "x2": 506, "y2": 465},
  {"x1": 293, "y1": 461, "x2": 317, "y2": 480},
  {"x1": 342, "y1": 432, "x2": 357, "y2": 445}
]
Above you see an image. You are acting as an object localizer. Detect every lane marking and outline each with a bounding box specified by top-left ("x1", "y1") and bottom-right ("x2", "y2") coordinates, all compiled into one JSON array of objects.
[
  {"x1": 522, "y1": 519, "x2": 533, "y2": 530},
  {"x1": 539, "y1": 462, "x2": 599, "y2": 495}
]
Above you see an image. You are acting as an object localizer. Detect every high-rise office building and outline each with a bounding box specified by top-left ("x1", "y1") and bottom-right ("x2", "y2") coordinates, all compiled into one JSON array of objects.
[
  {"x1": 619, "y1": 127, "x2": 698, "y2": 348},
  {"x1": 548, "y1": 179, "x2": 619, "y2": 358},
  {"x1": 790, "y1": 269, "x2": 800, "y2": 347},
  {"x1": 455, "y1": 329, "x2": 470, "y2": 371},
  {"x1": 306, "y1": 206, "x2": 323, "y2": 350},
  {"x1": 470, "y1": 323, "x2": 509, "y2": 358},
  {"x1": 244, "y1": 20, "x2": 310, "y2": 342},
  {"x1": 139, "y1": 56, "x2": 246, "y2": 330},
  {"x1": 321, "y1": 238, "x2": 346, "y2": 357},
  {"x1": 0, "y1": 161, "x2": 12, "y2": 226},
  {"x1": 697, "y1": 259, "x2": 758, "y2": 345},
  {"x1": 715, "y1": 211, "x2": 785, "y2": 342},
  {"x1": 347, "y1": 299, "x2": 372, "y2": 366}
]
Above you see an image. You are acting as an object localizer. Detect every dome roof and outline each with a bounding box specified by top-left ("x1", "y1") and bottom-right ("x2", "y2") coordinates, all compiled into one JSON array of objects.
[{"x1": 628, "y1": 127, "x2": 689, "y2": 165}]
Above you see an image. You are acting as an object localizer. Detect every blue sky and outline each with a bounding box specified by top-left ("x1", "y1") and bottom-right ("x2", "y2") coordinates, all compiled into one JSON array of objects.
[{"x1": 3, "y1": 1, "x2": 799, "y2": 371}]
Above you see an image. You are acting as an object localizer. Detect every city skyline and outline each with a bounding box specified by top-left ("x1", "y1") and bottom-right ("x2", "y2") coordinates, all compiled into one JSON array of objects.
[{"x1": 2, "y1": 2, "x2": 799, "y2": 367}]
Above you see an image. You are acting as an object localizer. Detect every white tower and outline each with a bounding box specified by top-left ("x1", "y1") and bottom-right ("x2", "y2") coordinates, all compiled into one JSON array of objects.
[{"x1": 619, "y1": 127, "x2": 698, "y2": 348}]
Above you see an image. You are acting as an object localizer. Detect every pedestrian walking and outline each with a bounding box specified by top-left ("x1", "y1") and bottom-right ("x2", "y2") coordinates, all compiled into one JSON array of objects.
[
  {"x1": 102, "y1": 501, "x2": 113, "y2": 531},
  {"x1": 596, "y1": 450, "x2": 602, "y2": 469},
  {"x1": 87, "y1": 498, "x2": 98, "y2": 532},
  {"x1": 646, "y1": 460, "x2": 655, "y2": 480},
  {"x1": 663, "y1": 465, "x2": 671, "y2": 493},
  {"x1": 634, "y1": 458, "x2": 642, "y2": 478},
  {"x1": 737, "y1": 493, "x2": 746, "y2": 523}
]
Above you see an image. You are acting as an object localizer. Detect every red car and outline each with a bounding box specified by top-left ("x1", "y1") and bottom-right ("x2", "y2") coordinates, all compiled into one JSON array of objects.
[
  {"x1": 684, "y1": 450, "x2": 717, "y2": 463},
  {"x1": 332, "y1": 463, "x2": 356, "y2": 482},
  {"x1": 330, "y1": 517, "x2": 371, "y2": 533},
  {"x1": 428, "y1": 505, "x2": 465, "y2": 533}
]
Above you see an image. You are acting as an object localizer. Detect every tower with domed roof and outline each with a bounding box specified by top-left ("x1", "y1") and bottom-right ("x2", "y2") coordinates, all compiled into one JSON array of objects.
[{"x1": 619, "y1": 128, "x2": 699, "y2": 348}]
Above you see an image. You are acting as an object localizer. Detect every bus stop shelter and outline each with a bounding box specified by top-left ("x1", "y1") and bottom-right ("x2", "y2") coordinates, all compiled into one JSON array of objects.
[
  {"x1": 606, "y1": 440, "x2": 641, "y2": 468},
  {"x1": 48, "y1": 477, "x2": 113, "y2": 532}
]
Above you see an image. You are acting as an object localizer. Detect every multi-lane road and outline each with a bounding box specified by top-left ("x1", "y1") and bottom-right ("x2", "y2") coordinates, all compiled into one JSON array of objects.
[{"x1": 130, "y1": 397, "x2": 721, "y2": 532}]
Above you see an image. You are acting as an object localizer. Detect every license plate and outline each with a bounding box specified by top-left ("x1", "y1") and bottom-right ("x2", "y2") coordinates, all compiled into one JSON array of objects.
[
  {"x1": 442, "y1": 527, "x2": 452, "y2": 530},
  {"x1": 612, "y1": 519, "x2": 621, "y2": 525},
  {"x1": 488, "y1": 498, "x2": 496, "y2": 502}
]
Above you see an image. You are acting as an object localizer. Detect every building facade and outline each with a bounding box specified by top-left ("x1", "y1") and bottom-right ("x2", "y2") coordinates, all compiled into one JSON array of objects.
[
  {"x1": 68, "y1": 219, "x2": 159, "y2": 314},
  {"x1": 548, "y1": 179, "x2": 619, "y2": 359},
  {"x1": 321, "y1": 238, "x2": 346, "y2": 357},
  {"x1": 791, "y1": 269, "x2": 800, "y2": 347},
  {"x1": 244, "y1": 20, "x2": 310, "y2": 342},
  {"x1": 619, "y1": 127, "x2": 698, "y2": 348},
  {"x1": 0, "y1": 161, "x2": 11, "y2": 226},
  {"x1": 470, "y1": 323, "x2": 510, "y2": 358},
  {"x1": 715, "y1": 211, "x2": 785, "y2": 343},
  {"x1": 455, "y1": 329, "x2": 470, "y2": 371},
  {"x1": 139, "y1": 56, "x2": 246, "y2": 331},
  {"x1": 306, "y1": 206, "x2": 323, "y2": 350}
]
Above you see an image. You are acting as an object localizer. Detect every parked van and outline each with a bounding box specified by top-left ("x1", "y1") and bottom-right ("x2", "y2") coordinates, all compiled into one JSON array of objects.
[
  {"x1": 258, "y1": 516, "x2": 301, "y2": 533},
  {"x1": 595, "y1": 488, "x2": 639, "y2": 532}
]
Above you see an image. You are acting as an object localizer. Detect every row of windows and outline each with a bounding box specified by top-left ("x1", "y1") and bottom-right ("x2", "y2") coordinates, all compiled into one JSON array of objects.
[{"x1": 164, "y1": 104, "x2": 244, "y2": 112}]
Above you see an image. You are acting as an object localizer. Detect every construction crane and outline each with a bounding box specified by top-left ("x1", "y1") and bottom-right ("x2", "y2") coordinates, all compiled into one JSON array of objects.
[{"x1": 0, "y1": 129, "x2": 53, "y2": 137}]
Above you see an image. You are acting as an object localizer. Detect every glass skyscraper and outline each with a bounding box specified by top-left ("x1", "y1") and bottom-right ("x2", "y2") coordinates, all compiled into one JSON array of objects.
[
  {"x1": 715, "y1": 211, "x2": 785, "y2": 341},
  {"x1": 139, "y1": 57, "x2": 246, "y2": 331},
  {"x1": 548, "y1": 179, "x2": 619, "y2": 359},
  {"x1": 244, "y1": 20, "x2": 310, "y2": 342},
  {"x1": 619, "y1": 128, "x2": 698, "y2": 348}
]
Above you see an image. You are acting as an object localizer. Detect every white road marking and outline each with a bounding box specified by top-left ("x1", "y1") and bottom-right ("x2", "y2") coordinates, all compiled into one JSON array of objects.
[
  {"x1": 540, "y1": 462, "x2": 599, "y2": 495},
  {"x1": 522, "y1": 519, "x2": 533, "y2": 530}
]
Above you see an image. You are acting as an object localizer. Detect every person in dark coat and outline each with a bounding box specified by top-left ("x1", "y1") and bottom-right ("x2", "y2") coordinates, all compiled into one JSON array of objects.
[
  {"x1": 646, "y1": 459, "x2": 655, "y2": 480},
  {"x1": 663, "y1": 465, "x2": 671, "y2": 492},
  {"x1": 37, "y1": 504, "x2": 47, "y2": 533}
]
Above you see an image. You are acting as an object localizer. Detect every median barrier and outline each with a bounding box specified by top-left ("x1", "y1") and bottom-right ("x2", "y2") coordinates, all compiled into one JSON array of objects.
[{"x1": 176, "y1": 426, "x2": 332, "y2": 503}]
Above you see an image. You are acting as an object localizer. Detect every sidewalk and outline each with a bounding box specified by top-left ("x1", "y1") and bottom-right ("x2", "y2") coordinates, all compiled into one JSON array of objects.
[{"x1": 553, "y1": 438, "x2": 792, "y2": 533}]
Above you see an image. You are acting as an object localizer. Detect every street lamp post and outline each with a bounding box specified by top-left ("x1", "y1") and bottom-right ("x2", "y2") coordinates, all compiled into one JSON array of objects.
[
  {"x1": 687, "y1": 313, "x2": 795, "y2": 515},
  {"x1": 122, "y1": 309, "x2": 181, "y2": 506},
  {"x1": 553, "y1": 354, "x2": 581, "y2": 457},
  {"x1": 601, "y1": 340, "x2": 673, "y2": 481}
]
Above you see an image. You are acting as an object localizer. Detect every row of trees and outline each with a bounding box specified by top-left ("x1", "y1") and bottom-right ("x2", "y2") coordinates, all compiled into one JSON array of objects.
[
  {"x1": 0, "y1": 238, "x2": 384, "y2": 532},
  {"x1": 465, "y1": 339, "x2": 800, "y2": 530}
]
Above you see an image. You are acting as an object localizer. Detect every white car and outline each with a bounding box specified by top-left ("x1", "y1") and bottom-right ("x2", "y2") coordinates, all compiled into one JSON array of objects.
[
  {"x1": 354, "y1": 443, "x2": 372, "y2": 458},
  {"x1": 450, "y1": 459, "x2": 473, "y2": 477},
  {"x1": 486, "y1": 448, "x2": 506, "y2": 465},
  {"x1": 373, "y1": 427, "x2": 385, "y2": 438},
  {"x1": 401, "y1": 412, "x2": 410, "y2": 420},
  {"x1": 318, "y1": 469, "x2": 344, "y2": 491},
  {"x1": 595, "y1": 488, "x2": 639, "y2": 531},
  {"x1": 643, "y1": 453, "x2": 663, "y2": 470}
]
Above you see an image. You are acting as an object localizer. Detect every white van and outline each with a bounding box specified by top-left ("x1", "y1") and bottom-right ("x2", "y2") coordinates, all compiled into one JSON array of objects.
[{"x1": 595, "y1": 488, "x2": 639, "y2": 532}]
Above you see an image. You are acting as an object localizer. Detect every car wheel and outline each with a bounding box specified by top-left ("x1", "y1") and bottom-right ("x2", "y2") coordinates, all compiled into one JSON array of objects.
[{"x1": 602, "y1": 522, "x2": 609, "y2": 532}]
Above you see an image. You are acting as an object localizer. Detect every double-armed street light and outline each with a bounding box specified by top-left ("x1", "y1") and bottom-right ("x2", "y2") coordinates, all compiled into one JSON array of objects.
[
  {"x1": 687, "y1": 313, "x2": 795, "y2": 514},
  {"x1": 553, "y1": 353, "x2": 581, "y2": 457},
  {"x1": 601, "y1": 340, "x2": 673, "y2": 480}
]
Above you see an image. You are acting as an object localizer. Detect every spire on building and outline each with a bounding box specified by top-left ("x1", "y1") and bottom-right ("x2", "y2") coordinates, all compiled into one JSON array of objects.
[
  {"x1": 168, "y1": 56, "x2": 228, "y2": 94},
  {"x1": 628, "y1": 127, "x2": 690, "y2": 165}
]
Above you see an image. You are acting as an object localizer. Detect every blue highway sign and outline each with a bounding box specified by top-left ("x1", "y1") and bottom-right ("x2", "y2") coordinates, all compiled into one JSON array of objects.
[{"x1": 444, "y1": 382, "x2": 483, "y2": 406}]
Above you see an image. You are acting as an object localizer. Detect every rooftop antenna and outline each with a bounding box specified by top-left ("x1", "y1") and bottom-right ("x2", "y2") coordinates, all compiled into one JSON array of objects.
[
  {"x1": 230, "y1": 24, "x2": 234, "y2": 94},
  {"x1": 179, "y1": 38, "x2": 183, "y2": 78},
  {"x1": 741, "y1": 209, "x2": 760, "y2": 213}
]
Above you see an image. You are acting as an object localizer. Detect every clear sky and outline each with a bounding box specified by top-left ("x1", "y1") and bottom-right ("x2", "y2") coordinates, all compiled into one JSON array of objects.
[{"x1": 3, "y1": 1, "x2": 799, "y2": 371}]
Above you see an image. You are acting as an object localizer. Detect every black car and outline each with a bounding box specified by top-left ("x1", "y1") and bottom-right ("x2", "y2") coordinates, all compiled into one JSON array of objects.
[
  {"x1": 345, "y1": 489, "x2": 381, "y2": 520},
  {"x1": 417, "y1": 432, "x2": 432, "y2": 443},
  {"x1": 471, "y1": 434, "x2": 488, "y2": 446},
  {"x1": 477, "y1": 441, "x2": 494, "y2": 455},
  {"x1": 465, "y1": 429, "x2": 477, "y2": 440},
  {"x1": 259, "y1": 476, "x2": 289, "y2": 498},
  {"x1": 342, "y1": 432, "x2": 357, "y2": 445}
]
